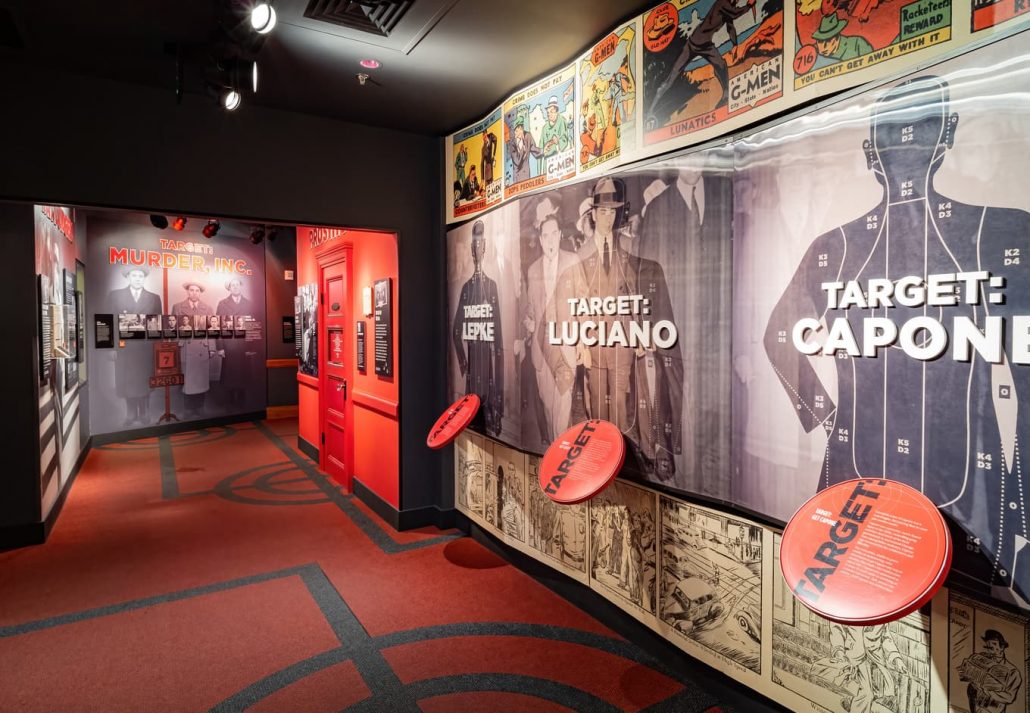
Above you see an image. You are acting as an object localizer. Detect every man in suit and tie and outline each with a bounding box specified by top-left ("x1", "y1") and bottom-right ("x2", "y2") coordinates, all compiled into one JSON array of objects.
[
  {"x1": 525, "y1": 213, "x2": 582, "y2": 442},
  {"x1": 638, "y1": 161, "x2": 731, "y2": 487},
  {"x1": 173, "y1": 280, "x2": 215, "y2": 419},
  {"x1": 107, "y1": 266, "x2": 163, "y2": 427},
  {"x1": 217, "y1": 277, "x2": 255, "y2": 408}
]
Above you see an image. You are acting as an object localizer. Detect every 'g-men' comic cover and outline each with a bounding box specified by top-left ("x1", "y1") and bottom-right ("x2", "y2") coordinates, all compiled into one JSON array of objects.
[
  {"x1": 451, "y1": 107, "x2": 504, "y2": 220},
  {"x1": 503, "y1": 64, "x2": 577, "y2": 199},
  {"x1": 578, "y1": 20, "x2": 638, "y2": 173},
  {"x1": 642, "y1": 0, "x2": 783, "y2": 147}
]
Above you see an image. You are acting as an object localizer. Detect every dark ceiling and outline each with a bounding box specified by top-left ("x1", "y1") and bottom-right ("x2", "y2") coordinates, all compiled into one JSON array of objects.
[{"x1": 0, "y1": 0, "x2": 650, "y2": 136}]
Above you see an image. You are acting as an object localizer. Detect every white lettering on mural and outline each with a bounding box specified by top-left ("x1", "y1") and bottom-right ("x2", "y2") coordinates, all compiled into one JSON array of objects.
[
  {"x1": 462, "y1": 303, "x2": 495, "y2": 342},
  {"x1": 547, "y1": 294, "x2": 679, "y2": 348},
  {"x1": 792, "y1": 271, "x2": 1023, "y2": 363}
]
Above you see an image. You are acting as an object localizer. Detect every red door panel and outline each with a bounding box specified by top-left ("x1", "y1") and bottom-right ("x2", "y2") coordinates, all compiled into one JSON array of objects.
[{"x1": 321, "y1": 257, "x2": 351, "y2": 488}]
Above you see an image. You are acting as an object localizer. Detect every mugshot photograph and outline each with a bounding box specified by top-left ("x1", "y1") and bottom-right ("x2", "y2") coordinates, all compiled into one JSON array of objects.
[{"x1": 162, "y1": 314, "x2": 178, "y2": 340}]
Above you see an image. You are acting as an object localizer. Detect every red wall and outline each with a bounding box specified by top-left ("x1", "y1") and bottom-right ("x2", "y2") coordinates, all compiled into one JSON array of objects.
[{"x1": 297, "y1": 227, "x2": 400, "y2": 508}]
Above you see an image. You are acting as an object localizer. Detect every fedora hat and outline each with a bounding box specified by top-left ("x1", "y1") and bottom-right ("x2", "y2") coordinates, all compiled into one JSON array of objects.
[
  {"x1": 591, "y1": 177, "x2": 626, "y2": 208},
  {"x1": 812, "y1": 13, "x2": 848, "y2": 41}
]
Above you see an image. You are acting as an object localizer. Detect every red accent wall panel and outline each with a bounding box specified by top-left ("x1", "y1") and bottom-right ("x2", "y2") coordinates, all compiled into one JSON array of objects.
[{"x1": 296, "y1": 226, "x2": 400, "y2": 509}]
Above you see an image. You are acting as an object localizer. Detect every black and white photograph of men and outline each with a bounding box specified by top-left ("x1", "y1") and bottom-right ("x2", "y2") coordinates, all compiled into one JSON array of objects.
[
  {"x1": 107, "y1": 266, "x2": 163, "y2": 427},
  {"x1": 178, "y1": 313, "x2": 194, "y2": 336},
  {"x1": 217, "y1": 278, "x2": 256, "y2": 407},
  {"x1": 173, "y1": 281, "x2": 215, "y2": 418}
]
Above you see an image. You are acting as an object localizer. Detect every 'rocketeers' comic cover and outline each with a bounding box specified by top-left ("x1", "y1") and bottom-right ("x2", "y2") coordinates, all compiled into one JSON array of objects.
[
  {"x1": 578, "y1": 20, "x2": 638, "y2": 173},
  {"x1": 503, "y1": 64, "x2": 577, "y2": 199},
  {"x1": 642, "y1": 0, "x2": 783, "y2": 147},
  {"x1": 793, "y1": 0, "x2": 952, "y2": 89},
  {"x1": 451, "y1": 107, "x2": 504, "y2": 220}
]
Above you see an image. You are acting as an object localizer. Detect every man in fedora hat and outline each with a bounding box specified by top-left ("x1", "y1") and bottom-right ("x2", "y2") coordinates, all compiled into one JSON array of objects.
[
  {"x1": 540, "y1": 96, "x2": 570, "y2": 159},
  {"x1": 452, "y1": 218, "x2": 505, "y2": 436},
  {"x1": 107, "y1": 266, "x2": 163, "y2": 427},
  {"x1": 508, "y1": 113, "x2": 542, "y2": 185},
  {"x1": 959, "y1": 629, "x2": 1022, "y2": 712},
  {"x1": 217, "y1": 277, "x2": 255, "y2": 408},
  {"x1": 173, "y1": 280, "x2": 215, "y2": 419},
  {"x1": 812, "y1": 12, "x2": 872, "y2": 61}
]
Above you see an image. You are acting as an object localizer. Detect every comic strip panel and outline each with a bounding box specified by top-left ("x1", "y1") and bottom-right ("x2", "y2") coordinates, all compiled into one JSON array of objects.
[
  {"x1": 589, "y1": 479, "x2": 658, "y2": 625},
  {"x1": 794, "y1": 0, "x2": 952, "y2": 90},
  {"x1": 527, "y1": 455, "x2": 589, "y2": 581},
  {"x1": 503, "y1": 64, "x2": 577, "y2": 199},
  {"x1": 452, "y1": 107, "x2": 504, "y2": 220},
  {"x1": 578, "y1": 20, "x2": 638, "y2": 172},
  {"x1": 772, "y1": 534, "x2": 933, "y2": 713},
  {"x1": 455, "y1": 432, "x2": 489, "y2": 521},
  {"x1": 486, "y1": 441, "x2": 528, "y2": 544},
  {"x1": 949, "y1": 591, "x2": 1029, "y2": 713},
  {"x1": 657, "y1": 496, "x2": 763, "y2": 674},
  {"x1": 642, "y1": 0, "x2": 783, "y2": 147}
]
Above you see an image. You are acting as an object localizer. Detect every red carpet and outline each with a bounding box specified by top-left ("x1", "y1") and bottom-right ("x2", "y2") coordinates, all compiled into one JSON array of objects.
[{"x1": 0, "y1": 419, "x2": 727, "y2": 712}]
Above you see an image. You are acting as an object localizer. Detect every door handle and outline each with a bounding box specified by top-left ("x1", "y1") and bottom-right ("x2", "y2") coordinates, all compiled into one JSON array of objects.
[{"x1": 336, "y1": 380, "x2": 347, "y2": 400}]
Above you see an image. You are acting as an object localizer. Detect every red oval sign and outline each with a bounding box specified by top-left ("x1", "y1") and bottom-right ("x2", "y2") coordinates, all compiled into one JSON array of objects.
[
  {"x1": 780, "y1": 478, "x2": 952, "y2": 626},
  {"x1": 426, "y1": 394, "x2": 480, "y2": 450},
  {"x1": 538, "y1": 420, "x2": 625, "y2": 504}
]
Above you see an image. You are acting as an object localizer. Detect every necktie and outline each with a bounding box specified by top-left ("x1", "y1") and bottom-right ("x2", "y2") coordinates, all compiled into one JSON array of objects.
[
  {"x1": 690, "y1": 185, "x2": 701, "y2": 236},
  {"x1": 603, "y1": 237, "x2": 610, "y2": 274}
]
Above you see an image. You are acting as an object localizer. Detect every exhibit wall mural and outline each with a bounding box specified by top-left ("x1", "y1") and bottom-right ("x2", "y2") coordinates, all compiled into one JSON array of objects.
[
  {"x1": 444, "y1": 0, "x2": 1030, "y2": 225},
  {"x1": 85, "y1": 214, "x2": 266, "y2": 435},
  {"x1": 34, "y1": 205, "x2": 88, "y2": 519},
  {"x1": 449, "y1": 28, "x2": 1030, "y2": 713}
]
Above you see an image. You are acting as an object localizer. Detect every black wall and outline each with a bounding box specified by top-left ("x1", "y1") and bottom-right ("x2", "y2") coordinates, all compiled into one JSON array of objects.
[
  {"x1": 263, "y1": 228, "x2": 299, "y2": 408},
  {"x1": 0, "y1": 61, "x2": 446, "y2": 516},
  {"x1": 0, "y1": 203, "x2": 40, "y2": 530}
]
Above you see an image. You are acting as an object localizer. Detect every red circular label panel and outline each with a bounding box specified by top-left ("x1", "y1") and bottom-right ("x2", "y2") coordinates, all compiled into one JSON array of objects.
[
  {"x1": 538, "y1": 420, "x2": 625, "y2": 504},
  {"x1": 644, "y1": 3, "x2": 679, "y2": 53},
  {"x1": 426, "y1": 394, "x2": 480, "y2": 450},
  {"x1": 780, "y1": 478, "x2": 952, "y2": 625}
]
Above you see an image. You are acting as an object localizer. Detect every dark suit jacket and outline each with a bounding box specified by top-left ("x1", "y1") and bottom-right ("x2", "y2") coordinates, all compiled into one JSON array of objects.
[{"x1": 107, "y1": 286, "x2": 163, "y2": 398}]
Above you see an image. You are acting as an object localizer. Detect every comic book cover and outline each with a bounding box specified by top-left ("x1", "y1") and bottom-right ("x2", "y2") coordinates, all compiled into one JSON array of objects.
[
  {"x1": 451, "y1": 107, "x2": 504, "y2": 220},
  {"x1": 578, "y1": 20, "x2": 638, "y2": 172},
  {"x1": 503, "y1": 64, "x2": 577, "y2": 199},
  {"x1": 972, "y1": 0, "x2": 1030, "y2": 31},
  {"x1": 642, "y1": 0, "x2": 783, "y2": 147},
  {"x1": 794, "y1": 0, "x2": 951, "y2": 90}
]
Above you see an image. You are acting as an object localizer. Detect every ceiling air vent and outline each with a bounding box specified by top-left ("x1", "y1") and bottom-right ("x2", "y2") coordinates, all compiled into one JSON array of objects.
[{"x1": 304, "y1": 0, "x2": 414, "y2": 37}]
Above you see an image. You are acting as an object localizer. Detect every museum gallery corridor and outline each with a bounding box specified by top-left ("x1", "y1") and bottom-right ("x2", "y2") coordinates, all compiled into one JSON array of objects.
[{"x1": 0, "y1": 419, "x2": 728, "y2": 712}]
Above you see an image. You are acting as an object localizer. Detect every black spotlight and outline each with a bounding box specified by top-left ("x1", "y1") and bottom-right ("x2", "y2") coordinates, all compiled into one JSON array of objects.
[
  {"x1": 266, "y1": 227, "x2": 278, "y2": 242},
  {"x1": 249, "y1": 226, "x2": 265, "y2": 244},
  {"x1": 202, "y1": 220, "x2": 220, "y2": 239},
  {"x1": 150, "y1": 214, "x2": 169, "y2": 230}
]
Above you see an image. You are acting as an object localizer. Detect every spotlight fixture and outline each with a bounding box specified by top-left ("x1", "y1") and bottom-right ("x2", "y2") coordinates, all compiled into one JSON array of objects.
[
  {"x1": 150, "y1": 214, "x2": 169, "y2": 230},
  {"x1": 250, "y1": 2, "x2": 277, "y2": 34},
  {"x1": 202, "y1": 220, "x2": 221, "y2": 239},
  {"x1": 172, "y1": 216, "x2": 187, "y2": 232},
  {"x1": 359, "y1": 59, "x2": 380, "y2": 69},
  {"x1": 266, "y1": 227, "x2": 279, "y2": 242},
  {"x1": 249, "y1": 226, "x2": 265, "y2": 244},
  {"x1": 222, "y1": 88, "x2": 241, "y2": 111}
]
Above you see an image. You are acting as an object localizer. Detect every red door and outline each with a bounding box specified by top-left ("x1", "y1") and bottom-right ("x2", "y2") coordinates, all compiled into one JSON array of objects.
[{"x1": 320, "y1": 255, "x2": 352, "y2": 488}]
